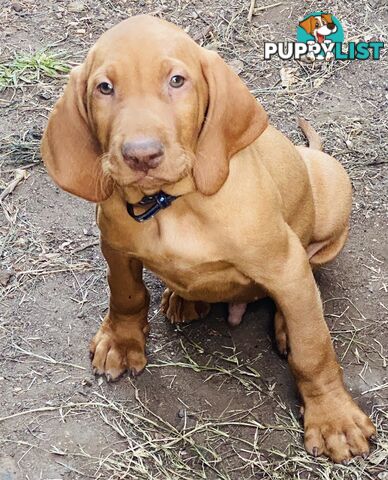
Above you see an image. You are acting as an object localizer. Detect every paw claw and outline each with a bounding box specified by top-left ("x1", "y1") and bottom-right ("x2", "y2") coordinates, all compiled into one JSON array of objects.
[
  {"x1": 90, "y1": 315, "x2": 148, "y2": 381},
  {"x1": 129, "y1": 367, "x2": 144, "y2": 378},
  {"x1": 304, "y1": 392, "x2": 375, "y2": 463}
]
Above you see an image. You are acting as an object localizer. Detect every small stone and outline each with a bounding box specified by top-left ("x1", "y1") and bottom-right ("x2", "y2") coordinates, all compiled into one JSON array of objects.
[
  {"x1": 68, "y1": 0, "x2": 85, "y2": 13},
  {"x1": 378, "y1": 473, "x2": 388, "y2": 480},
  {"x1": 29, "y1": 126, "x2": 42, "y2": 139},
  {"x1": 0, "y1": 270, "x2": 13, "y2": 287},
  {"x1": 178, "y1": 408, "x2": 186, "y2": 418},
  {"x1": 40, "y1": 91, "x2": 52, "y2": 100},
  {"x1": 11, "y1": 3, "x2": 23, "y2": 12},
  {"x1": 83, "y1": 226, "x2": 95, "y2": 236}
]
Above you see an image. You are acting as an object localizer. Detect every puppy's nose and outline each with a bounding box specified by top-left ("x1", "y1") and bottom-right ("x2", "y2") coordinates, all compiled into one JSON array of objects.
[
  {"x1": 121, "y1": 138, "x2": 164, "y2": 172},
  {"x1": 327, "y1": 22, "x2": 335, "y2": 30}
]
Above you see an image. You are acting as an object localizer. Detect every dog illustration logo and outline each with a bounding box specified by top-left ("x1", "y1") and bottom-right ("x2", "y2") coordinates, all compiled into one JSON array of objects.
[
  {"x1": 299, "y1": 14, "x2": 338, "y2": 44},
  {"x1": 264, "y1": 12, "x2": 384, "y2": 61},
  {"x1": 297, "y1": 12, "x2": 344, "y2": 60}
]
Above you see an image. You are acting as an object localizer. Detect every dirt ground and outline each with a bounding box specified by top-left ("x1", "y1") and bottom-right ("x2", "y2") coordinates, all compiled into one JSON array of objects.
[{"x1": 0, "y1": 0, "x2": 387, "y2": 479}]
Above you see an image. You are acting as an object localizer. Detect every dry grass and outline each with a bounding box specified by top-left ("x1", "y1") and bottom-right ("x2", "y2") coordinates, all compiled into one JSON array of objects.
[{"x1": 0, "y1": 375, "x2": 386, "y2": 479}]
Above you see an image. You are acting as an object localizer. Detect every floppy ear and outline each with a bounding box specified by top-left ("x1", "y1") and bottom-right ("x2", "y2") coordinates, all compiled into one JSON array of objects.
[
  {"x1": 299, "y1": 16, "x2": 316, "y2": 35},
  {"x1": 194, "y1": 50, "x2": 268, "y2": 195},
  {"x1": 41, "y1": 65, "x2": 113, "y2": 202},
  {"x1": 322, "y1": 13, "x2": 334, "y2": 24}
]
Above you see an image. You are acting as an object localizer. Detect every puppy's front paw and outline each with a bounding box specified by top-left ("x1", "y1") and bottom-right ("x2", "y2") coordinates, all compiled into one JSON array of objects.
[
  {"x1": 161, "y1": 288, "x2": 210, "y2": 324},
  {"x1": 304, "y1": 390, "x2": 375, "y2": 463},
  {"x1": 90, "y1": 315, "x2": 148, "y2": 381}
]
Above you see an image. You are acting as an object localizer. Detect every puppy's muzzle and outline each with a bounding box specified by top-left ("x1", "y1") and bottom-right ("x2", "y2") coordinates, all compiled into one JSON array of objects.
[{"x1": 121, "y1": 137, "x2": 164, "y2": 173}]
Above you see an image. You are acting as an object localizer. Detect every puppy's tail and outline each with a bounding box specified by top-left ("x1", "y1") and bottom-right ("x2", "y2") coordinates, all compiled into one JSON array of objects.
[{"x1": 298, "y1": 117, "x2": 323, "y2": 151}]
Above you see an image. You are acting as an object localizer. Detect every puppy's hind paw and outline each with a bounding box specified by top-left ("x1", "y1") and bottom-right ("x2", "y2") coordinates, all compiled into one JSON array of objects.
[{"x1": 161, "y1": 288, "x2": 210, "y2": 324}]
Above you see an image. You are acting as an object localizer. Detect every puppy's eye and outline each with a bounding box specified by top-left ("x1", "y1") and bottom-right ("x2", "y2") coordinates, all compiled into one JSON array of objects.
[
  {"x1": 169, "y1": 75, "x2": 185, "y2": 88},
  {"x1": 97, "y1": 82, "x2": 114, "y2": 95}
]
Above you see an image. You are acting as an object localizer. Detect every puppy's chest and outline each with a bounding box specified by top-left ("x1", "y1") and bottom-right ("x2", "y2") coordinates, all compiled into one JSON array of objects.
[
  {"x1": 133, "y1": 214, "x2": 221, "y2": 270},
  {"x1": 99, "y1": 200, "x2": 254, "y2": 299},
  {"x1": 128, "y1": 213, "x2": 250, "y2": 297}
]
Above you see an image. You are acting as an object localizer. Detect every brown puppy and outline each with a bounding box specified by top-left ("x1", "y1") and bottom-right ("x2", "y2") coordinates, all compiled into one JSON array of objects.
[{"x1": 41, "y1": 15, "x2": 375, "y2": 463}]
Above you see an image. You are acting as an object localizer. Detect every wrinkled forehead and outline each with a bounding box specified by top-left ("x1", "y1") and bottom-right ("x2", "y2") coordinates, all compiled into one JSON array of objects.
[{"x1": 85, "y1": 16, "x2": 201, "y2": 75}]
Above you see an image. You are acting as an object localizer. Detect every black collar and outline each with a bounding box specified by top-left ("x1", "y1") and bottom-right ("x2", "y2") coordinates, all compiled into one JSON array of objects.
[{"x1": 126, "y1": 191, "x2": 179, "y2": 222}]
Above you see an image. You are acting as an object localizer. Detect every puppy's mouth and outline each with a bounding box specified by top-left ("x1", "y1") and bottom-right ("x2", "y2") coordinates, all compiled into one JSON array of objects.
[
  {"x1": 317, "y1": 25, "x2": 334, "y2": 37},
  {"x1": 102, "y1": 148, "x2": 193, "y2": 192},
  {"x1": 104, "y1": 161, "x2": 189, "y2": 192}
]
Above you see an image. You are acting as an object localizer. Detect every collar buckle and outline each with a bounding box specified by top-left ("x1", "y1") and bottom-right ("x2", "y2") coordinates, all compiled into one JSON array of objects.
[{"x1": 127, "y1": 191, "x2": 178, "y2": 222}]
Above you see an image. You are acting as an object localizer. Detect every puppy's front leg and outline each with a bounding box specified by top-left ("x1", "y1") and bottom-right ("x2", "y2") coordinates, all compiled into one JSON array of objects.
[
  {"x1": 90, "y1": 240, "x2": 149, "y2": 381},
  {"x1": 247, "y1": 229, "x2": 375, "y2": 462}
]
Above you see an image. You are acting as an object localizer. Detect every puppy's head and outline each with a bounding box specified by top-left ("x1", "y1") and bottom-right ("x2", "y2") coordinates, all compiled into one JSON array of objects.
[
  {"x1": 299, "y1": 14, "x2": 337, "y2": 37},
  {"x1": 41, "y1": 15, "x2": 267, "y2": 201}
]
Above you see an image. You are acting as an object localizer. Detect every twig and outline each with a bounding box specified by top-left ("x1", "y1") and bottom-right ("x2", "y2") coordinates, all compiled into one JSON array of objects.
[
  {"x1": 0, "y1": 406, "x2": 58, "y2": 423},
  {"x1": 247, "y1": 0, "x2": 255, "y2": 22},
  {"x1": 253, "y1": 1, "x2": 283, "y2": 14},
  {"x1": 12, "y1": 343, "x2": 86, "y2": 370},
  {"x1": 0, "y1": 168, "x2": 28, "y2": 201},
  {"x1": 71, "y1": 240, "x2": 99, "y2": 254},
  {"x1": 362, "y1": 382, "x2": 388, "y2": 395}
]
